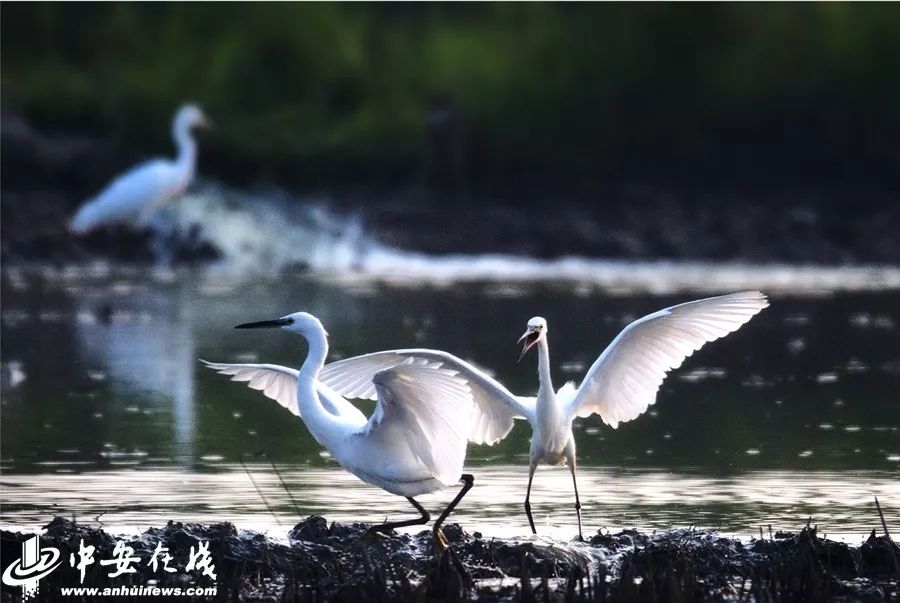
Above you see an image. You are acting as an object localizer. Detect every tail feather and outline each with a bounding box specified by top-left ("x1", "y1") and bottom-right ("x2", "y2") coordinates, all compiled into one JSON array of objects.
[{"x1": 69, "y1": 200, "x2": 103, "y2": 235}]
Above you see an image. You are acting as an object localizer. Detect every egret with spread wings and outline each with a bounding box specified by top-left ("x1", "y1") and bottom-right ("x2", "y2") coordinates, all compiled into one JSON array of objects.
[
  {"x1": 317, "y1": 291, "x2": 769, "y2": 539},
  {"x1": 202, "y1": 312, "x2": 477, "y2": 549}
]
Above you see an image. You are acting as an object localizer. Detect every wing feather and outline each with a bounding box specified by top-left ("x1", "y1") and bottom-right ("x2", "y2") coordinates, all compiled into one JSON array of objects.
[
  {"x1": 366, "y1": 364, "x2": 475, "y2": 486},
  {"x1": 320, "y1": 349, "x2": 533, "y2": 444},
  {"x1": 565, "y1": 291, "x2": 768, "y2": 428},
  {"x1": 201, "y1": 360, "x2": 301, "y2": 417}
]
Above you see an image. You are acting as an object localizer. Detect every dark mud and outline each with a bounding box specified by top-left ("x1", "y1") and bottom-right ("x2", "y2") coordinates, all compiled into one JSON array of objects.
[{"x1": 2, "y1": 517, "x2": 897, "y2": 601}]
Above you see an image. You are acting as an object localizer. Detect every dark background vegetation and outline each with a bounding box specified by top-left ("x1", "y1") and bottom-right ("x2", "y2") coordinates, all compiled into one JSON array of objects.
[{"x1": 2, "y1": 3, "x2": 899, "y2": 261}]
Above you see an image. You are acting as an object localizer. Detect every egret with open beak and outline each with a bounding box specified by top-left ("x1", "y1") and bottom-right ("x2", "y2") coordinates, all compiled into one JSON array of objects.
[
  {"x1": 314, "y1": 292, "x2": 769, "y2": 540},
  {"x1": 517, "y1": 317, "x2": 546, "y2": 363}
]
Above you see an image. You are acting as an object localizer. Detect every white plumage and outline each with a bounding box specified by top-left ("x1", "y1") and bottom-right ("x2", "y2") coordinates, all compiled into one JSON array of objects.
[
  {"x1": 201, "y1": 362, "x2": 302, "y2": 416},
  {"x1": 566, "y1": 291, "x2": 770, "y2": 428},
  {"x1": 317, "y1": 291, "x2": 769, "y2": 539},
  {"x1": 202, "y1": 312, "x2": 478, "y2": 547},
  {"x1": 70, "y1": 104, "x2": 209, "y2": 234},
  {"x1": 320, "y1": 350, "x2": 534, "y2": 446}
]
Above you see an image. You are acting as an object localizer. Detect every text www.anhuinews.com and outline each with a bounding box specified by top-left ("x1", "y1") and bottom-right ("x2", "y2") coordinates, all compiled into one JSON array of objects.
[{"x1": 60, "y1": 586, "x2": 217, "y2": 597}]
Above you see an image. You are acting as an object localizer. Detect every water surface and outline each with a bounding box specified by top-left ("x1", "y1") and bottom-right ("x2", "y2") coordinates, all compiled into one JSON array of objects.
[{"x1": 2, "y1": 266, "x2": 898, "y2": 539}]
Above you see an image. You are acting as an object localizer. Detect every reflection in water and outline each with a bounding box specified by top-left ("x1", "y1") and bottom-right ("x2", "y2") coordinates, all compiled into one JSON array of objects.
[
  {"x1": 73, "y1": 286, "x2": 197, "y2": 464},
  {"x1": 2, "y1": 466, "x2": 898, "y2": 540}
]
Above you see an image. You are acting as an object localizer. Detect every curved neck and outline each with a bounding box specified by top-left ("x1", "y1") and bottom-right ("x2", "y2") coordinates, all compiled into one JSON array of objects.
[
  {"x1": 299, "y1": 328, "x2": 329, "y2": 380},
  {"x1": 172, "y1": 120, "x2": 197, "y2": 177},
  {"x1": 295, "y1": 327, "x2": 344, "y2": 444},
  {"x1": 536, "y1": 336, "x2": 554, "y2": 396}
]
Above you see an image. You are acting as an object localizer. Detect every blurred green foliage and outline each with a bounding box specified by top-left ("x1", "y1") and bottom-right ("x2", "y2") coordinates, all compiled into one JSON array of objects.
[{"x1": 3, "y1": 3, "x2": 899, "y2": 189}]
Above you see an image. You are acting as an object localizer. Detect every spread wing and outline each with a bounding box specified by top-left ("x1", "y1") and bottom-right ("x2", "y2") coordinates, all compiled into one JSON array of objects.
[
  {"x1": 320, "y1": 349, "x2": 534, "y2": 445},
  {"x1": 201, "y1": 360, "x2": 352, "y2": 419},
  {"x1": 564, "y1": 291, "x2": 769, "y2": 428},
  {"x1": 364, "y1": 364, "x2": 475, "y2": 486},
  {"x1": 201, "y1": 360, "x2": 302, "y2": 416}
]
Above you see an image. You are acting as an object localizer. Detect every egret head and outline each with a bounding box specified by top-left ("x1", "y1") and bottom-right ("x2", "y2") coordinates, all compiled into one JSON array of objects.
[
  {"x1": 234, "y1": 311, "x2": 327, "y2": 338},
  {"x1": 175, "y1": 103, "x2": 211, "y2": 131},
  {"x1": 517, "y1": 316, "x2": 547, "y2": 363}
]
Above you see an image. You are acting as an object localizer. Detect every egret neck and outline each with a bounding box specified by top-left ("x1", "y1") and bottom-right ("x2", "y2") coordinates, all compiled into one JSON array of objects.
[
  {"x1": 295, "y1": 325, "x2": 346, "y2": 448},
  {"x1": 535, "y1": 336, "x2": 555, "y2": 401},
  {"x1": 535, "y1": 336, "x2": 565, "y2": 431},
  {"x1": 173, "y1": 115, "x2": 198, "y2": 183}
]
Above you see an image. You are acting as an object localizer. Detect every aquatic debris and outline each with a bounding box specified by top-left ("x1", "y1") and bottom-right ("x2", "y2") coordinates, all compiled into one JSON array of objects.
[
  {"x1": 0, "y1": 360, "x2": 27, "y2": 389},
  {"x1": 678, "y1": 367, "x2": 727, "y2": 382},
  {"x1": 815, "y1": 372, "x2": 839, "y2": 384},
  {"x1": 2, "y1": 516, "x2": 897, "y2": 601}
]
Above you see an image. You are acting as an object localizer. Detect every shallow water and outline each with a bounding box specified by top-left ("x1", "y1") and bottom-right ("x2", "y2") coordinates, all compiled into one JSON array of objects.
[
  {"x1": 3, "y1": 466, "x2": 897, "y2": 543},
  {"x1": 1, "y1": 265, "x2": 898, "y2": 539}
]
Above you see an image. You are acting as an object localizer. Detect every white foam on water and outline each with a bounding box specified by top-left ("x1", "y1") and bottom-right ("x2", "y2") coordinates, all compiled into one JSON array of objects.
[
  {"x1": 171, "y1": 185, "x2": 900, "y2": 293},
  {"x1": 171, "y1": 184, "x2": 373, "y2": 275}
]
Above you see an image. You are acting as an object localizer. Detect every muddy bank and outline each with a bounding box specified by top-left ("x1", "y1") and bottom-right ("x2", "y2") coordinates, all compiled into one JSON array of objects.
[{"x1": 2, "y1": 517, "x2": 897, "y2": 601}]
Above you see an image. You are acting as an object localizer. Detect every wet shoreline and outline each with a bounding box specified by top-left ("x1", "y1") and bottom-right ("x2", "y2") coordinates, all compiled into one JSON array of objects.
[{"x1": 2, "y1": 516, "x2": 897, "y2": 601}]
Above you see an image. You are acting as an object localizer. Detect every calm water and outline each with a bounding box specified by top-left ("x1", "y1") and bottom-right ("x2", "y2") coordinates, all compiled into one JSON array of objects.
[{"x1": 2, "y1": 265, "x2": 898, "y2": 540}]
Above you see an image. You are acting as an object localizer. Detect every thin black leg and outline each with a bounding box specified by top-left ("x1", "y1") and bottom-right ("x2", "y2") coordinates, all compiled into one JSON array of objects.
[
  {"x1": 432, "y1": 475, "x2": 475, "y2": 580},
  {"x1": 432, "y1": 474, "x2": 475, "y2": 542},
  {"x1": 524, "y1": 461, "x2": 538, "y2": 534},
  {"x1": 369, "y1": 497, "x2": 430, "y2": 535},
  {"x1": 569, "y1": 462, "x2": 584, "y2": 541}
]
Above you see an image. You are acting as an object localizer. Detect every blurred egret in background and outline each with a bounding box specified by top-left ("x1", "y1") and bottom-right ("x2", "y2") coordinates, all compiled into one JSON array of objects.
[
  {"x1": 318, "y1": 292, "x2": 769, "y2": 540},
  {"x1": 202, "y1": 312, "x2": 477, "y2": 549},
  {"x1": 69, "y1": 104, "x2": 209, "y2": 234}
]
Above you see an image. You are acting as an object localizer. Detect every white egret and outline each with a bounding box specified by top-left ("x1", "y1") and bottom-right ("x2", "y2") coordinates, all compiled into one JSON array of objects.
[
  {"x1": 316, "y1": 291, "x2": 769, "y2": 539},
  {"x1": 201, "y1": 312, "x2": 476, "y2": 549},
  {"x1": 69, "y1": 104, "x2": 210, "y2": 234}
]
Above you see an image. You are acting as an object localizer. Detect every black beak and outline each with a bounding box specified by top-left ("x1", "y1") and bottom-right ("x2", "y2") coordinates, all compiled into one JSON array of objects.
[
  {"x1": 234, "y1": 318, "x2": 292, "y2": 329},
  {"x1": 517, "y1": 331, "x2": 540, "y2": 364}
]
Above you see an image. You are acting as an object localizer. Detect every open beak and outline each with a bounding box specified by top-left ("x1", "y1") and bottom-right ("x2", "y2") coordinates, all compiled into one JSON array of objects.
[
  {"x1": 234, "y1": 317, "x2": 292, "y2": 329},
  {"x1": 517, "y1": 330, "x2": 540, "y2": 364}
]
